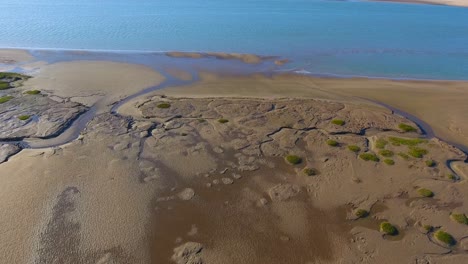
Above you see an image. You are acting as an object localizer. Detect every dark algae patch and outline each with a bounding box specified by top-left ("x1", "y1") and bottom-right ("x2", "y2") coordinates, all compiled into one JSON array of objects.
[
  {"x1": 398, "y1": 123, "x2": 417, "y2": 132},
  {"x1": 326, "y1": 139, "x2": 339, "y2": 147},
  {"x1": 331, "y1": 119, "x2": 345, "y2": 126},
  {"x1": 285, "y1": 155, "x2": 302, "y2": 165},
  {"x1": 417, "y1": 188, "x2": 434, "y2": 198},
  {"x1": 0, "y1": 95, "x2": 13, "y2": 104},
  {"x1": 156, "y1": 102, "x2": 171, "y2": 109},
  {"x1": 218, "y1": 118, "x2": 229, "y2": 124},
  {"x1": 380, "y1": 222, "x2": 398, "y2": 235},
  {"x1": 359, "y1": 153, "x2": 379, "y2": 162},
  {"x1": 347, "y1": 145, "x2": 361, "y2": 152},
  {"x1": 434, "y1": 230, "x2": 456, "y2": 246}
]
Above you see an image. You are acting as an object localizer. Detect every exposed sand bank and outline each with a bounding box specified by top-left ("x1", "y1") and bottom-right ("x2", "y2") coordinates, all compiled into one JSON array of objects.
[
  {"x1": 21, "y1": 60, "x2": 165, "y2": 107},
  {"x1": 165, "y1": 51, "x2": 274, "y2": 64},
  {"x1": 374, "y1": 0, "x2": 468, "y2": 7},
  {"x1": 158, "y1": 73, "x2": 468, "y2": 150}
]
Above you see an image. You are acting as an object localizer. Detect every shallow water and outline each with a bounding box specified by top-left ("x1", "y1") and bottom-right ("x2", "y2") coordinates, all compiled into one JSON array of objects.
[{"x1": 1, "y1": 0, "x2": 468, "y2": 79}]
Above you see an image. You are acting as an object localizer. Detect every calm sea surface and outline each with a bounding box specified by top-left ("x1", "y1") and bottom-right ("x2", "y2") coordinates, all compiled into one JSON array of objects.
[{"x1": 1, "y1": 0, "x2": 468, "y2": 79}]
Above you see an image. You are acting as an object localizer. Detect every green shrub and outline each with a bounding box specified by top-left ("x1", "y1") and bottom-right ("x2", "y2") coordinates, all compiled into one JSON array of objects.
[
  {"x1": 25, "y1": 90, "x2": 41, "y2": 95},
  {"x1": 156, "y1": 102, "x2": 171, "y2": 109},
  {"x1": 389, "y1": 137, "x2": 426, "y2": 146},
  {"x1": 285, "y1": 155, "x2": 302, "y2": 165},
  {"x1": 423, "y1": 225, "x2": 433, "y2": 232},
  {"x1": 0, "y1": 95, "x2": 13, "y2": 104},
  {"x1": 331, "y1": 119, "x2": 345, "y2": 126},
  {"x1": 448, "y1": 174, "x2": 457, "y2": 181},
  {"x1": 218, "y1": 118, "x2": 229, "y2": 124},
  {"x1": 380, "y1": 222, "x2": 398, "y2": 235},
  {"x1": 303, "y1": 168, "x2": 318, "y2": 176},
  {"x1": 0, "y1": 81, "x2": 10, "y2": 90},
  {"x1": 408, "y1": 147, "x2": 428, "y2": 158},
  {"x1": 326, "y1": 139, "x2": 339, "y2": 147},
  {"x1": 383, "y1": 159, "x2": 395, "y2": 165},
  {"x1": 399, "y1": 123, "x2": 417, "y2": 132},
  {"x1": 359, "y1": 153, "x2": 379, "y2": 162},
  {"x1": 450, "y1": 213, "x2": 468, "y2": 225},
  {"x1": 355, "y1": 209, "x2": 369, "y2": 218},
  {"x1": 425, "y1": 160, "x2": 436, "y2": 167},
  {"x1": 18, "y1": 115, "x2": 31, "y2": 121},
  {"x1": 0, "y1": 72, "x2": 31, "y2": 79},
  {"x1": 434, "y1": 230, "x2": 456, "y2": 246},
  {"x1": 348, "y1": 145, "x2": 361, "y2": 152},
  {"x1": 376, "y1": 138, "x2": 388, "y2": 149},
  {"x1": 397, "y1": 152, "x2": 410, "y2": 160},
  {"x1": 379, "y1": 149, "x2": 394, "y2": 157},
  {"x1": 417, "y1": 188, "x2": 434, "y2": 198}
]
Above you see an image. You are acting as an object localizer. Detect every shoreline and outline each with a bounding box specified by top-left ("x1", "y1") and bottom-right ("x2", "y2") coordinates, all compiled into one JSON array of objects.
[{"x1": 372, "y1": 0, "x2": 468, "y2": 7}]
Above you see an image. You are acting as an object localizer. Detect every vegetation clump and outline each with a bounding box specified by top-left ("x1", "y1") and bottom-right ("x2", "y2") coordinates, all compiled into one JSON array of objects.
[
  {"x1": 331, "y1": 119, "x2": 345, "y2": 126},
  {"x1": 425, "y1": 160, "x2": 436, "y2": 167},
  {"x1": 359, "y1": 153, "x2": 379, "y2": 162},
  {"x1": 25, "y1": 90, "x2": 41, "y2": 95},
  {"x1": 450, "y1": 213, "x2": 468, "y2": 225},
  {"x1": 375, "y1": 138, "x2": 388, "y2": 149},
  {"x1": 218, "y1": 118, "x2": 229, "y2": 124},
  {"x1": 408, "y1": 147, "x2": 428, "y2": 158},
  {"x1": 347, "y1": 145, "x2": 361, "y2": 152},
  {"x1": 417, "y1": 188, "x2": 434, "y2": 198},
  {"x1": 434, "y1": 230, "x2": 456, "y2": 246},
  {"x1": 326, "y1": 139, "x2": 339, "y2": 147},
  {"x1": 303, "y1": 168, "x2": 318, "y2": 176},
  {"x1": 398, "y1": 152, "x2": 410, "y2": 160},
  {"x1": 379, "y1": 149, "x2": 394, "y2": 157},
  {"x1": 399, "y1": 123, "x2": 417, "y2": 132},
  {"x1": 380, "y1": 222, "x2": 398, "y2": 235},
  {"x1": 383, "y1": 159, "x2": 395, "y2": 165},
  {"x1": 285, "y1": 155, "x2": 302, "y2": 165},
  {"x1": 0, "y1": 95, "x2": 13, "y2": 104},
  {"x1": 156, "y1": 102, "x2": 171, "y2": 109},
  {"x1": 0, "y1": 81, "x2": 10, "y2": 90},
  {"x1": 389, "y1": 137, "x2": 426, "y2": 146},
  {"x1": 448, "y1": 174, "x2": 457, "y2": 181},
  {"x1": 0, "y1": 72, "x2": 31, "y2": 79},
  {"x1": 355, "y1": 209, "x2": 369, "y2": 218},
  {"x1": 423, "y1": 225, "x2": 433, "y2": 232},
  {"x1": 18, "y1": 115, "x2": 31, "y2": 121},
  {"x1": 197, "y1": 118, "x2": 206, "y2": 123}
]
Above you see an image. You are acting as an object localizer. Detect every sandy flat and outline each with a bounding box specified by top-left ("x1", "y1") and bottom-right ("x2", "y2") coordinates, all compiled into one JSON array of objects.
[
  {"x1": 158, "y1": 73, "x2": 468, "y2": 149},
  {"x1": 0, "y1": 49, "x2": 33, "y2": 64},
  {"x1": 21, "y1": 60, "x2": 165, "y2": 107}
]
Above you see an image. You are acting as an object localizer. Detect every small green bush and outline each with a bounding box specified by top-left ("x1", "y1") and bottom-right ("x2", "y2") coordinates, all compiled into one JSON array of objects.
[
  {"x1": 450, "y1": 213, "x2": 468, "y2": 225},
  {"x1": 218, "y1": 118, "x2": 229, "y2": 124},
  {"x1": 408, "y1": 147, "x2": 428, "y2": 158},
  {"x1": 379, "y1": 149, "x2": 394, "y2": 157},
  {"x1": 18, "y1": 115, "x2": 31, "y2": 121},
  {"x1": 399, "y1": 123, "x2": 417, "y2": 132},
  {"x1": 376, "y1": 138, "x2": 388, "y2": 149},
  {"x1": 303, "y1": 168, "x2": 318, "y2": 176},
  {"x1": 285, "y1": 155, "x2": 302, "y2": 165},
  {"x1": 0, "y1": 95, "x2": 13, "y2": 104},
  {"x1": 348, "y1": 145, "x2": 361, "y2": 152},
  {"x1": 331, "y1": 119, "x2": 345, "y2": 126},
  {"x1": 380, "y1": 222, "x2": 398, "y2": 235},
  {"x1": 355, "y1": 209, "x2": 369, "y2": 218},
  {"x1": 0, "y1": 81, "x2": 10, "y2": 90},
  {"x1": 389, "y1": 137, "x2": 426, "y2": 146},
  {"x1": 0, "y1": 72, "x2": 31, "y2": 79},
  {"x1": 383, "y1": 159, "x2": 395, "y2": 165},
  {"x1": 423, "y1": 225, "x2": 433, "y2": 232},
  {"x1": 448, "y1": 174, "x2": 457, "y2": 181},
  {"x1": 425, "y1": 160, "x2": 436, "y2": 167},
  {"x1": 25, "y1": 90, "x2": 41, "y2": 95},
  {"x1": 434, "y1": 230, "x2": 456, "y2": 246},
  {"x1": 359, "y1": 153, "x2": 379, "y2": 162},
  {"x1": 156, "y1": 102, "x2": 171, "y2": 109},
  {"x1": 417, "y1": 188, "x2": 434, "y2": 198},
  {"x1": 197, "y1": 118, "x2": 206, "y2": 123},
  {"x1": 398, "y1": 152, "x2": 410, "y2": 160},
  {"x1": 326, "y1": 139, "x2": 339, "y2": 147}
]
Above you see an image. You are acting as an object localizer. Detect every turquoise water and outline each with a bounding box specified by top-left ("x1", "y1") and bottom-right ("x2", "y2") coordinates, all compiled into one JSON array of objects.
[{"x1": 1, "y1": 0, "x2": 468, "y2": 79}]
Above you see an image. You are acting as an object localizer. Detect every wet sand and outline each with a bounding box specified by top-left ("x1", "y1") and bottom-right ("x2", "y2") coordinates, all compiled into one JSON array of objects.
[
  {"x1": 158, "y1": 73, "x2": 468, "y2": 150},
  {"x1": 1, "y1": 51, "x2": 468, "y2": 263}
]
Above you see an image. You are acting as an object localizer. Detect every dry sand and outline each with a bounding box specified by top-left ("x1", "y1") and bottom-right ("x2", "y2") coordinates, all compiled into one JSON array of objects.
[{"x1": 158, "y1": 73, "x2": 468, "y2": 149}]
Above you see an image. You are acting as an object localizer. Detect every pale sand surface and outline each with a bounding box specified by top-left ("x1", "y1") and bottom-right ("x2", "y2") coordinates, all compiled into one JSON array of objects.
[
  {"x1": 375, "y1": 0, "x2": 468, "y2": 7},
  {"x1": 0, "y1": 49, "x2": 33, "y2": 64},
  {"x1": 158, "y1": 73, "x2": 468, "y2": 149},
  {"x1": 21, "y1": 60, "x2": 165, "y2": 107}
]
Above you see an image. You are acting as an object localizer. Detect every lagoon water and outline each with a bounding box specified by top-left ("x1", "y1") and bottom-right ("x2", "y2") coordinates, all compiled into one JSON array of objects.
[{"x1": 1, "y1": 0, "x2": 468, "y2": 79}]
